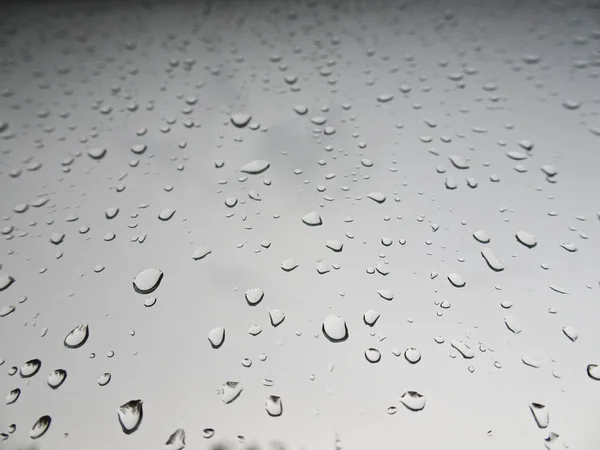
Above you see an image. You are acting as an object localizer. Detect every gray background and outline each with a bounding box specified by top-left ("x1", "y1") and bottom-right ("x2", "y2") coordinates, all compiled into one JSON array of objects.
[{"x1": 1, "y1": 0, "x2": 599, "y2": 449}]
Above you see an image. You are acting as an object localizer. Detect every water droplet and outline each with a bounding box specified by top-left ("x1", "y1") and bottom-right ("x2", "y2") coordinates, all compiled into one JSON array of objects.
[
  {"x1": 450, "y1": 341, "x2": 475, "y2": 359},
  {"x1": 6, "y1": 388, "x2": 20, "y2": 405},
  {"x1": 133, "y1": 268, "x2": 163, "y2": 294},
  {"x1": 50, "y1": 232, "x2": 65, "y2": 245},
  {"x1": 240, "y1": 160, "x2": 270, "y2": 175},
  {"x1": 0, "y1": 274, "x2": 15, "y2": 292},
  {"x1": 281, "y1": 259, "x2": 298, "y2": 272},
  {"x1": 87, "y1": 148, "x2": 107, "y2": 160},
  {"x1": 245, "y1": 288, "x2": 264, "y2": 306},
  {"x1": 208, "y1": 327, "x2": 225, "y2": 349},
  {"x1": 117, "y1": 399, "x2": 144, "y2": 434},
  {"x1": 448, "y1": 273, "x2": 466, "y2": 288},
  {"x1": 587, "y1": 364, "x2": 600, "y2": 380},
  {"x1": 20, "y1": 359, "x2": 41, "y2": 378},
  {"x1": 47, "y1": 369, "x2": 67, "y2": 389},
  {"x1": 559, "y1": 242, "x2": 577, "y2": 252},
  {"x1": 361, "y1": 158, "x2": 373, "y2": 167},
  {"x1": 158, "y1": 208, "x2": 176, "y2": 221},
  {"x1": 0, "y1": 305, "x2": 15, "y2": 317},
  {"x1": 192, "y1": 245, "x2": 211, "y2": 260},
  {"x1": 202, "y1": 428, "x2": 215, "y2": 439},
  {"x1": 481, "y1": 248, "x2": 504, "y2": 271},
  {"x1": 322, "y1": 315, "x2": 349, "y2": 343},
  {"x1": 221, "y1": 381, "x2": 243, "y2": 404},
  {"x1": 400, "y1": 391, "x2": 426, "y2": 411},
  {"x1": 404, "y1": 347, "x2": 422, "y2": 364},
  {"x1": 224, "y1": 197, "x2": 237, "y2": 208},
  {"x1": 302, "y1": 212, "x2": 322, "y2": 226},
  {"x1": 522, "y1": 354, "x2": 541, "y2": 368},
  {"x1": 562, "y1": 326, "x2": 579, "y2": 342},
  {"x1": 231, "y1": 113, "x2": 251, "y2": 128},
  {"x1": 363, "y1": 310, "x2": 380, "y2": 326},
  {"x1": 504, "y1": 315, "x2": 522, "y2": 334},
  {"x1": 64, "y1": 324, "x2": 89, "y2": 349},
  {"x1": 165, "y1": 429, "x2": 186, "y2": 450},
  {"x1": 326, "y1": 240, "x2": 343, "y2": 252},
  {"x1": 473, "y1": 230, "x2": 490, "y2": 243},
  {"x1": 144, "y1": 297, "x2": 157, "y2": 307},
  {"x1": 265, "y1": 395, "x2": 283, "y2": 417},
  {"x1": 97, "y1": 373, "x2": 111, "y2": 386},
  {"x1": 377, "y1": 289, "x2": 394, "y2": 301},
  {"x1": 529, "y1": 403, "x2": 549, "y2": 428},
  {"x1": 516, "y1": 230, "x2": 537, "y2": 248},
  {"x1": 30, "y1": 415, "x2": 51, "y2": 439},
  {"x1": 367, "y1": 192, "x2": 386, "y2": 203},
  {"x1": 448, "y1": 155, "x2": 469, "y2": 169},
  {"x1": 269, "y1": 309, "x2": 285, "y2": 327},
  {"x1": 365, "y1": 348, "x2": 381, "y2": 363},
  {"x1": 248, "y1": 324, "x2": 262, "y2": 336}
]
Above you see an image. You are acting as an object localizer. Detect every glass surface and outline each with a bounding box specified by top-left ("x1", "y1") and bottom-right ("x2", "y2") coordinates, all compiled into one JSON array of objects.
[{"x1": 1, "y1": 1, "x2": 600, "y2": 449}]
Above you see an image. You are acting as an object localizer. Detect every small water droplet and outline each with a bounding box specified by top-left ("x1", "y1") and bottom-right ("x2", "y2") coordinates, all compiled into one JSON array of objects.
[
  {"x1": 377, "y1": 289, "x2": 394, "y2": 300},
  {"x1": 202, "y1": 428, "x2": 215, "y2": 439},
  {"x1": 587, "y1": 364, "x2": 600, "y2": 380},
  {"x1": 562, "y1": 326, "x2": 579, "y2": 342},
  {"x1": 6, "y1": 388, "x2": 20, "y2": 405}
]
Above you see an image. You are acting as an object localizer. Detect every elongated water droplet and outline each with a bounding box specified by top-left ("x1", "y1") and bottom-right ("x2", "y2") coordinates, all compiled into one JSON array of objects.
[
  {"x1": 377, "y1": 289, "x2": 394, "y2": 300},
  {"x1": 113, "y1": 401, "x2": 142, "y2": 437},
  {"x1": 240, "y1": 160, "x2": 270, "y2": 175},
  {"x1": 481, "y1": 248, "x2": 504, "y2": 271},
  {"x1": 0, "y1": 274, "x2": 15, "y2": 291},
  {"x1": 367, "y1": 192, "x2": 386, "y2": 203},
  {"x1": 64, "y1": 324, "x2": 89, "y2": 349},
  {"x1": 245, "y1": 288, "x2": 264, "y2": 306},
  {"x1": 326, "y1": 240, "x2": 343, "y2": 252},
  {"x1": 158, "y1": 208, "x2": 176, "y2": 221},
  {"x1": 322, "y1": 315, "x2": 349, "y2": 343},
  {"x1": 522, "y1": 354, "x2": 541, "y2": 368},
  {"x1": 302, "y1": 212, "x2": 322, "y2": 226},
  {"x1": 0, "y1": 305, "x2": 15, "y2": 317},
  {"x1": 365, "y1": 348, "x2": 381, "y2": 363},
  {"x1": 448, "y1": 273, "x2": 465, "y2": 288},
  {"x1": 47, "y1": 369, "x2": 67, "y2": 389},
  {"x1": 208, "y1": 327, "x2": 225, "y2": 349},
  {"x1": 265, "y1": 395, "x2": 283, "y2": 417},
  {"x1": 192, "y1": 246, "x2": 211, "y2": 260},
  {"x1": 6, "y1": 388, "x2": 20, "y2": 405},
  {"x1": 529, "y1": 403, "x2": 549, "y2": 428},
  {"x1": 448, "y1": 155, "x2": 469, "y2": 169},
  {"x1": 30, "y1": 415, "x2": 51, "y2": 439},
  {"x1": 450, "y1": 340, "x2": 475, "y2": 359},
  {"x1": 133, "y1": 268, "x2": 163, "y2": 294},
  {"x1": 400, "y1": 391, "x2": 426, "y2": 411},
  {"x1": 20, "y1": 359, "x2": 41, "y2": 378},
  {"x1": 165, "y1": 428, "x2": 186, "y2": 450},
  {"x1": 221, "y1": 381, "x2": 243, "y2": 404},
  {"x1": 516, "y1": 230, "x2": 537, "y2": 248}
]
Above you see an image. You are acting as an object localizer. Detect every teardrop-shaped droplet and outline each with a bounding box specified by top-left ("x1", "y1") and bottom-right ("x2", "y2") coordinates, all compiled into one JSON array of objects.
[
  {"x1": 133, "y1": 268, "x2": 163, "y2": 294},
  {"x1": 240, "y1": 159, "x2": 270, "y2": 174},
  {"x1": 245, "y1": 288, "x2": 264, "y2": 306},
  {"x1": 30, "y1": 415, "x2": 51, "y2": 439},
  {"x1": 529, "y1": 403, "x2": 549, "y2": 428},
  {"x1": 117, "y1": 399, "x2": 143, "y2": 434},
  {"x1": 20, "y1": 359, "x2": 41, "y2": 378},
  {"x1": 400, "y1": 391, "x2": 426, "y2": 411},
  {"x1": 47, "y1": 369, "x2": 67, "y2": 389},
  {"x1": 269, "y1": 309, "x2": 285, "y2": 327},
  {"x1": 302, "y1": 211, "x2": 322, "y2": 226},
  {"x1": 6, "y1": 388, "x2": 20, "y2": 405},
  {"x1": 265, "y1": 395, "x2": 283, "y2": 417},
  {"x1": 64, "y1": 324, "x2": 89, "y2": 349},
  {"x1": 404, "y1": 347, "x2": 422, "y2": 364},
  {"x1": 363, "y1": 310, "x2": 380, "y2": 327},
  {"x1": 208, "y1": 327, "x2": 225, "y2": 349},
  {"x1": 322, "y1": 315, "x2": 349, "y2": 343},
  {"x1": 165, "y1": 428, "x2": 186, "y2": 450},
  {"x1": 221, "y1": 381, "x2": 243, "y2": 404},
  {"x1": 365, "y1": 348, "x2": 381, "y2": 363},
  {"x1": 97, "y1": 373, "x2": 111, "y2": 386}
]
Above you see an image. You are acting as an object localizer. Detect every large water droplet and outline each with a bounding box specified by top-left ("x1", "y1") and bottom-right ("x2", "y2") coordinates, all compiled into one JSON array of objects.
[
  {"x1": 269, "y1": 309, "x2": 285, "y2": 327},
  {"x1": 245, "y1": 288, "x2": 264, "y2": 306},
  {"x1": 221, "y1": 381, "x2": 243, "y2": 404},
  {"x1": 448, "y1": 155, "x2": 469, "y2": 169},
  {"x1": 202, "y1": 428, "x2": 215, "y2": 439},
  {"x1": 473, "y1": 230, "x2": 490, "y2": 243},
  {"x1": 30, "y1": 415, "x2": 51, "y2": 439},
  {"x1": 192, "y1": 246, "x2": 211, "y2": 260},
  {"x1": 20, "y1": 359, "x2": 41, "y2": 378},
  {"x1": 450, "y1": 340, "x2": 475, "y2": 359},
  {"x1": 326, "y1": 240, "x2": 343, "y2": 252},
  {"x1": 165, "y1": 428, "x2": 186, "y2": 450},
  {"x1": 529, "y1": 403, "x2": 549, "y2": 428},
  {"x1": 481, "y1": 248, "x2": 504, "y2": 271},
  {"x1": 133, "y1": 268, "x2": 163, "y2": 294},
  {"x1": 47, "y1": 369, "x2": 67, "y2": 389},
  {"x1": 208, "y1": 327, "x2": 225, "y2": 349},
  {"x1": 117, "y1": 399, "x2": 143, "y2": 434},
  {"x1": 363, "y1": 310, "x2": 380, "y2": 326},
  {"x1": 64, "y1": 324, "x2": 89, "y2": 349},
  {"x1": 516, "y1": 230, "x2": 537, "y2": 248},
  {"x1": 404, "y1": 347, "x2": 422, "y2": 364},
  {"x1": 87, "y1": 148, "x2": 107, "y2": 160},
  {"x1": 281, "y1": 259, "x2": 298, "y2": 272},
  {"x1": 448, "y1": 273, "x2": 466, "y2": 288},
  {"x1": 322, "y1": 315, "x2": 349, "y2": 342},
  {"x1": 240, "y1": 160, "x2": 270, "y2": 175},
  {"x1": 400, "y1": 391, "x2": 426, "y2": 411},
  {"x1": 158, "y1": 208, "x2": 176, "y2": 221},
  {"x1": 365, "y1": 348, "x2": 381, "y2": 363},
  {"x1": 231, "y1": 113, "x2": 251, "y2": 128},
  {"x1": 302, "y1": 212, "x2": 322, "y2": 226},
  {"x1": 265, "y1": 395, "x2": 283, "y2": 417}
]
